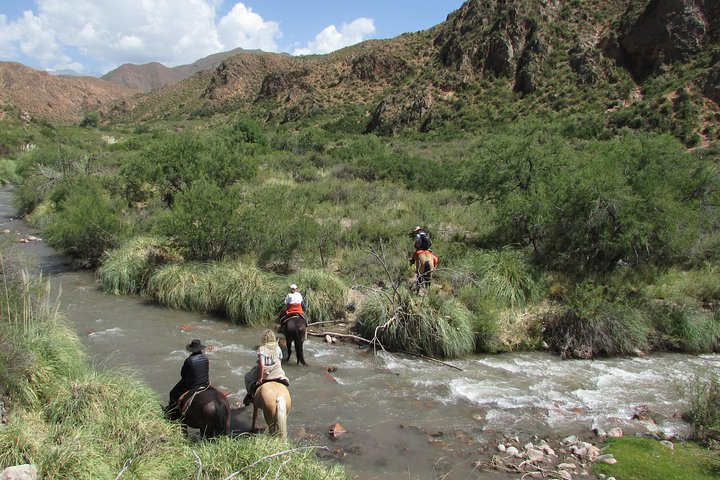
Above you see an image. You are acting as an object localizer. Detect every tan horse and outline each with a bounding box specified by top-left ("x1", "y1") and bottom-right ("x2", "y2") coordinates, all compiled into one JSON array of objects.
[
  {"x1": 252, "y1": 382, "x2": 292, "y2": 438},
  {"x1": 415, "y1": 251, "x2": 436, "y2": 291}
]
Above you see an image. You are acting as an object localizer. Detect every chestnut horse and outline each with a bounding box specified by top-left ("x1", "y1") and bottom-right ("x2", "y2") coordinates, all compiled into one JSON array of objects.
[
  {"x1": 166, "y1": 387, "x2": 231, "y2": 438},
  {"x1": 252, "y1": 382, "x2": 292, "y2": 438},
  {"x1": 414, "y1": 251, "x2": 436, "y2": 291}
]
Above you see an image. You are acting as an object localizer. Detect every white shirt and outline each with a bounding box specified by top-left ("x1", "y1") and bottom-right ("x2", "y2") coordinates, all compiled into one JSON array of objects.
[{"x1": 285, "y1": 291, "x2": 303, "y2": 305}]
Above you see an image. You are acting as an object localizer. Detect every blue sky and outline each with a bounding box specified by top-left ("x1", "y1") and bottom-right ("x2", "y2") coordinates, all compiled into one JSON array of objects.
[{"x1": 0, "y1": 1, "x2": 464, "y2": 75}]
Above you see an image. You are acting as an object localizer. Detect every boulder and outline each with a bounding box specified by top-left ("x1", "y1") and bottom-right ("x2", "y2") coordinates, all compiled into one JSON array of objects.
[{"x1": 0, "y1": 465, "x2": 38, "y2": 480}]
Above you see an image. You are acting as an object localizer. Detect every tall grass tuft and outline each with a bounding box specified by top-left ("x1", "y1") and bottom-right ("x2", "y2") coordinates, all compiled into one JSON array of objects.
[
  {"x1": 146, "y1": 262, "x2": 223, "y2": 314},
  {"x1": 292, "y1": 268, "x2": 347, "y2": 323},
  {"x1": 356, "y1": 288, "x2": 475, "y2": 359},
  {"x1": 97, "y1": 236, "x2": 178, "y2": 295},
  {"x1": 650, "y1": 303, "x2": 720, "y2": 353},
  {"x1": 213, "y1": 260, "x2": 281, "y2": 326},
  {"x1": 456, "y1": 249, "x2": 542, "y2": 308},
  {"x1": 686, "y1": 373, "x2": 720, "y2": 444},
  {"x1": 543, "y1": 282, "x2": 651, "y2": 358}
]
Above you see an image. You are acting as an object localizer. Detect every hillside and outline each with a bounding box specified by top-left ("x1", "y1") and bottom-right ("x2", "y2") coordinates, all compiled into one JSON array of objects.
[
  {"x1": 101, "y1": 47, "x2": 269, "y2": 92},
  {"x1": 109, "y1": 0, "x2": 719, "y2": 146},
  {"x1": 0, "y1": 61, "x2": 139, "y2": 123}
]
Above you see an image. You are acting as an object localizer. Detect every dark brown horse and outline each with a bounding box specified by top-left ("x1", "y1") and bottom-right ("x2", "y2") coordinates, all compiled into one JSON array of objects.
[
  {"x1": 279, "y1": 314, "x2": 307, "y2": 365},
  {"x1": 166, "y1": 387, "x2": 231, "y2": 438},
  {"x1": 414, "y1": 251, "x2": 436, "y2": 291}
]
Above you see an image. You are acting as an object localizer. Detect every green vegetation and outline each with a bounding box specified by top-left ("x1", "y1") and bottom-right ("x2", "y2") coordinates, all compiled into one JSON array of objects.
[
  {"x1": 686, "y1": 373, "x2": 720, "y2": 445},
  {"x1": 0, "y1": 240, "x2": 349, "y2": 479},
  {"x1": 3, "y1": 108, "x2": 718, "y2": 359},
  {"x1": 593, "y1": 436, "x2": 720, "y2": 480}
]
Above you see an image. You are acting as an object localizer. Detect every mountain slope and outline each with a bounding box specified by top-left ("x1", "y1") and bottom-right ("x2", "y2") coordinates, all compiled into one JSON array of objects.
[
  {"x1": 101, "y1": 47, "x2": 273, "y2": 92},
  {"x1": 0, "y1": 61, "x2": 139, "y2": 123},
  {"x1": 111, "y1": 0, "x2": 717, "y2": 146}
]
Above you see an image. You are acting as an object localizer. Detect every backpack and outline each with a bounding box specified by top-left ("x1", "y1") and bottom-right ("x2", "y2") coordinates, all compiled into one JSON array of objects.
[{"x1": 416, "y1": 231, "x2": 431, "y2": 250}]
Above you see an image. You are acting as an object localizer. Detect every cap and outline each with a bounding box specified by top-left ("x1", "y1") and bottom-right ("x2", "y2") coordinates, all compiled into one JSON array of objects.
[{"x1": 290, "y1": 284, "x2": 298, "y2": 290}]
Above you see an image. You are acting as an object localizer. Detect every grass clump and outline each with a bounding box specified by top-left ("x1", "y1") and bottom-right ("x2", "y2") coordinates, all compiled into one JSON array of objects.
[
  {"x1": 542, "y1": 282, "x2": 651, "y2": 358},
  {"x1": 593, "y1": 436, "x2": 720, "y2": 480},
  {"x1": 291, "y1": 268, "x2": 347, "y2": 323},
  {"x1": 686, "y1": 373, "x2": 720, "y2": 445},
  {"x1": 97, "y1": 236, "x2": 177, "y2": 295},
  {"x1": 213, "y1": 260, "x2": 281, "y2": 326},
  {"x1": 650, "y1": 303, "x2": 720, "y2": 353},
  {"x1": 355, "y1": 288, "x2": 475, "y2": 359},
  {"x1": 147, "y1": 262, "x2": 222, "y2": 314}
]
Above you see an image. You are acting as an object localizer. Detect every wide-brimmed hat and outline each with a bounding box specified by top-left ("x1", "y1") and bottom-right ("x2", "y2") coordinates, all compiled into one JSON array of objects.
[
  {"x1": 410, "y1": 226, "x2": 422, "y2": 235},
  {"x1": 290, "y1": 283, "x2": 298, "y2": 290},
  {"x1": 186, "y1": 339, "x2": 205, "y2": 352}
]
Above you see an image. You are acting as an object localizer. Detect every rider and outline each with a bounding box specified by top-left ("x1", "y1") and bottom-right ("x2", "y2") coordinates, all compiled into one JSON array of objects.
[
  {"x1": 168, "y1": 338, "x2": 210, "y2": 413},
  {"x1": 243, "y1": 329, "x2": 289, "y2": 405},
  {"x1": 284, "y1": 283, "x2": 305, "y2": 317},
  {"x1": 409, "y1": 226, "x2": 432, "y2": 264}
]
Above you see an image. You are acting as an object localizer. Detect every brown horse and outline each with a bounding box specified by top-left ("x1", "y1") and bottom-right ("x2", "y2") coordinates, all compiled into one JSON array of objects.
[
  {"x1": 252, "y1": 381, "x2": 292, "y2": 438},
  {"x1": 414, "y1": 251, "x2": 436, "y2": 291},
  {"x1": 167, "y1": 387, "x2": 231, "y2": 438}
]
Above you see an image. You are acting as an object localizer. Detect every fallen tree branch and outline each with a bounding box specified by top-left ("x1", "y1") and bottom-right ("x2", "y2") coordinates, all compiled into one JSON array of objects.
[
  {"x1": 222, "y1": 446, "x2": 330, "y2": 480},
  {"x1": 402, "y1": 351, "x2": 463, "y2": 371},
  {"x1": 308, "y1": 331, "x2": 372, "y2": 343},
  {"x1": 114, "y1": 459, "x2": 133, "y2": 480}
]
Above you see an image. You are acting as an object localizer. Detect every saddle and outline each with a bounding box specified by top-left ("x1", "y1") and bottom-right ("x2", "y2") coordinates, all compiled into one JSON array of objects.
[
  {"x1": 178, "y1": 385, "x2": 210, "y2": 414},
  {"x1": 279, "y1": 313, "x2": 306, "y2": 332}
]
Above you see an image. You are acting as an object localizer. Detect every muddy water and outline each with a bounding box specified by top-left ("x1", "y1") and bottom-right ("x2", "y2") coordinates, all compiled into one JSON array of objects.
[{"x1": 2, "y1": 186, "x2": 720, "y2": 480}]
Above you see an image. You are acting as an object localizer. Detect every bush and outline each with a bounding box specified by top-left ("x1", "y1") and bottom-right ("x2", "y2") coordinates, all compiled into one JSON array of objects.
[
  {"x1": 686, "y1": 374, "x2": 720, "y2": 444},
  {"x1": 650, "y1": 303, "x2": 720, "y2": 353},
  {"x1": 290, "y1": 269, "x2": 347, "y2": 323},
  {"x1": 356, "y1": 288, "x2": 475, "y2": 359},
  {"x1": 543, "y1": 282, "x2": 651, "y2": 358},
  {"x1": 43, "y1": 186, "x2": 131, "y2": 268}
]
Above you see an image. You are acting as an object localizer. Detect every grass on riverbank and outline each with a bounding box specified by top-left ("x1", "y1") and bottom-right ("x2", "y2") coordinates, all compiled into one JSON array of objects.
[
  {"x1": 0, "y1": 247, "x2": 349, "y2": 479},
  {"x1": 593, "y1": 436, "x2": 720, "y2": 480}
]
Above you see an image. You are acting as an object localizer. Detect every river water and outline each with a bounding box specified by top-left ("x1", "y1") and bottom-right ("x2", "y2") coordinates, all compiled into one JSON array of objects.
[{"x1": 2, "y1": 186, "x2": 719, "y2": 480}]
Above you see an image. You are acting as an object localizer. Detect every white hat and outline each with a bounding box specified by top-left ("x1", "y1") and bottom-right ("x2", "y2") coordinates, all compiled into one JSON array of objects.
[{"x1": 290, "y1": 284, "x2": 298, "y2": 290}]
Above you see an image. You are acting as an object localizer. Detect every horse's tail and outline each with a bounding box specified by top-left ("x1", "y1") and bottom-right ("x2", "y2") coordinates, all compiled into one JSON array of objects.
[
  {"x1": 276, "y1": 396, "x2": 287, "y2": 438},
  {"x1": 217, "y1": 399, "x2": 230, "y2": 435},
  {"x1": 423, "y1": 260, "x2": 432, "y2": 274}
]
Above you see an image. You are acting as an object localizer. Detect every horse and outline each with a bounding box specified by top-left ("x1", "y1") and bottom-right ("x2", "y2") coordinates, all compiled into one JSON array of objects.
[
  {"x1": 414, "y1": 250, "x2": 436, "y2": 291},
  {"x1": 279, "y1": 314, "x2": 307, "y2": 365},
  {"x1": 166, "y1": 387, "x2": 231, "y2": 439},
  {"x1": 252, "y1": 381, "x2": 292, "y2": 438}
]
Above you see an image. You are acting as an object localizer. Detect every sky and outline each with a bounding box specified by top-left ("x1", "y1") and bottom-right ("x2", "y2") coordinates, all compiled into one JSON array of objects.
[{"x1": 0, "y1": 0, "x2": 465, "y2": 76}]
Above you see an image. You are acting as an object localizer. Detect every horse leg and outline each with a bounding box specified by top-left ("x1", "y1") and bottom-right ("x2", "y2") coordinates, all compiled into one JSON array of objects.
[
  {"x1": 286, "y1": 335, "x2": 294, "y2": 364},
  {"x1": 296, "y1": 329, "x2": 307, "y2": 366},
  {"x1": 251, "y1": 403, "x2": 260, "y2": 433}
]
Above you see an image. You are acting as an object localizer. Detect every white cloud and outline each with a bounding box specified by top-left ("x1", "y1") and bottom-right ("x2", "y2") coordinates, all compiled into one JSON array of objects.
[
  {"x1": 292, "y1": 17, "x2": 375, "y2": 56},
  {"x1": 217, "y1": 3, "x2": 281, "y2": 52},
  {"x1": 0, "y1": 1, "x2": 281, "y2": 73}
]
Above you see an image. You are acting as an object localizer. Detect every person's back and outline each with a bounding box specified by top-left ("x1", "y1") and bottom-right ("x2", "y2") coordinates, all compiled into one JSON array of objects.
[{"x1": 182, "y1": 350, "x2": 210, "y2": 389}]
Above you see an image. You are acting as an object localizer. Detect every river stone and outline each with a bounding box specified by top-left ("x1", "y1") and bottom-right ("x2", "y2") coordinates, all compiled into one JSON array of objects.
[
  {"x1": 607, "y1": 427, "x2": 623, "y2": 437},
  {"x1": 558, "y1": 470, "x2": 573, "y2": 480},
  {"x1": 497, "y1": 443, "x2": 506, "y2": 452},
  {"x1": 524, "y1": 442, "x2": 534, "y2": 451},
  {"x1": 542, "y1": 445, "x2": 556, "y2": 456},
  {"x1": 0, "y1": 464, "x2": 37, "y2": 480},
  {"x1": 562, "y1": 435, "x2": 578, "y2": 444},
  {"x1": 558, "y1": 463, "x2": 577, "y2": 469},
  {"x1": 660, "y1": 440, "x2": 674, "y2": 450},
  {"x1": 506, "y1": 446, "x2": 519, "y2": 456},
  {"x1": 526, "y1": 448, "x2": 545, "y2": 461}
]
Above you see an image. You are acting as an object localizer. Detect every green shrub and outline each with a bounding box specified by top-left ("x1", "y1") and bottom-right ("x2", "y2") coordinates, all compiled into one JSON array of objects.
[
  {"x1": 543, "y1": 282, "x2": 651, "y2": 357},
  {"x1": 97, "y1": 236, "x2": 177, "y2": 295},
  {"x1": 146, "y1": 262, "x2": 222, "y2": 314},
  {"x1": 356, "y1": 288, "x2": 475, "y2": 358},
  {"x1": 650, "y1": 303, "x2": 720, "y2": 353},
  {"x1": 43, "y1": 186, "x2": 132, "y2": 268},
  {"x1": 686, "y1": 373, "x2": 720, "y2": 444}
]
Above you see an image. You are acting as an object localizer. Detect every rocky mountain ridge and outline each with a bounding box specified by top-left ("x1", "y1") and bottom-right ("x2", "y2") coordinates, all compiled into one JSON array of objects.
[{"x1": 1, "y1": 0, "x2": 718, "y2": 142}]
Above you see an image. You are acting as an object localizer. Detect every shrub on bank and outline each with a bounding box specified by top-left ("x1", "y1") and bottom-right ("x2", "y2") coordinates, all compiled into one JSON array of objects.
[
  {"x1": 650, "y1": 303, "x2": 720, "y2": 353},
  {"x1": 542, "y1": 282, "x2": 651, "y2": 358},
  {"x1": 97, "y1": 236, "x2": 177, "y2": 295},
  {"x1": 686, "y1": 373, "x2": 720, "y2": 445},
  {"x1": 356, "y1": 288, "x2": 475, "y2": 359}
]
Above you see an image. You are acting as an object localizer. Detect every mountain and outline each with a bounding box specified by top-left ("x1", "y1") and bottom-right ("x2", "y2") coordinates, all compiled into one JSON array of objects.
[
  {"x1": 101, "y1": 48, "x2": 269, "y2": 92},
  {"x1": 2, "y1": 0, "x2": 718, "y2": 145},
  {"x1": 0, "y1": 62, "x2": 139, "y2": 123},
  {"x1": 109, "y1": 0, "x2": 718, "y2": 146}
]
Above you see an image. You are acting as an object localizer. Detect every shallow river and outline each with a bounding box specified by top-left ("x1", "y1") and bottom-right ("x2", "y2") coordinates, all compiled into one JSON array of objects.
[{"x1": 2, "y1": 186, "x2": 719, "y2": 480}]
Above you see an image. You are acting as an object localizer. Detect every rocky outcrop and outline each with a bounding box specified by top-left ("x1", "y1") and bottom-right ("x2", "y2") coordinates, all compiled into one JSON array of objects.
[
  {"x1": 348, "y1": 53, "x2": 412, "y2": 82},
  {"x1": 365, "y1": 91, "x2": 434, "y2": 135},
  {"x1": 257, "y1": 69, "x2": 312, "y2": 102},
  {"x1": 601, "y1": 0, "x2": 712, "y2": 80}
]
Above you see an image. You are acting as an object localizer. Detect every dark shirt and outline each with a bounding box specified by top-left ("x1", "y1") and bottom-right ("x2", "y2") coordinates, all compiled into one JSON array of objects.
[{"x1": 181, "y1": 352, "x2": 209, "y2": 388}]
